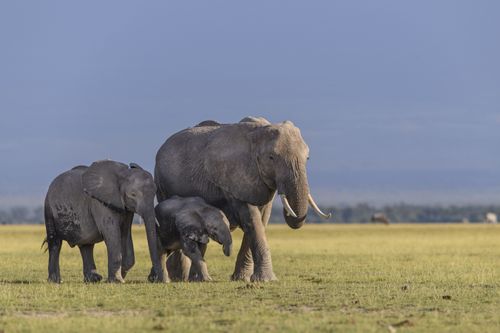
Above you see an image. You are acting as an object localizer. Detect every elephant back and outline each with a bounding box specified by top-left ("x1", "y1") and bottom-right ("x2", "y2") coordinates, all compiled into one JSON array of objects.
[{"x1": 155, "y1": 120, "x2": 274, "y2": 206}]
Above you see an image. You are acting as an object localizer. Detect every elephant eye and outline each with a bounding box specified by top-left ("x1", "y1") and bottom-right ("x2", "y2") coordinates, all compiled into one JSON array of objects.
[{"x1": 269, "y1": 155, "x2": 274, "y2": 160}]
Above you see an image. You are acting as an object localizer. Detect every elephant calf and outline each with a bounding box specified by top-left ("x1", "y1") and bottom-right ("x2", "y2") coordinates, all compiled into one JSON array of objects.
[
  {"x1": 149, "y1": 196, "x2": 232, "y2": 282},
  {"x1": 44, "y1": 160, "x2": 163, "y2": 283}
]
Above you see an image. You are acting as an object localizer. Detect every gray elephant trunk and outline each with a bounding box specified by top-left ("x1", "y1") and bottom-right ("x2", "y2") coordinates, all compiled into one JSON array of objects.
[
  {"x1": 139, "y1": 208, "x2": 163, "y2": 281},
  {"x1": 212, "y1": 229, "x2": 232, "y2": 257},
  {"x1": 280, "y1": 173, "x2": 309, "y2": 229},
  {"x1": 223, "y1": 240, "x2": 232, "y2": 257}
]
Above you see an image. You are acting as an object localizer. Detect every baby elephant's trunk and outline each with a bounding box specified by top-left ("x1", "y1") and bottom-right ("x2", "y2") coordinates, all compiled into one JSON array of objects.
[{"x1": 223, "y1": 240, "x2": 232, "y2": 257}]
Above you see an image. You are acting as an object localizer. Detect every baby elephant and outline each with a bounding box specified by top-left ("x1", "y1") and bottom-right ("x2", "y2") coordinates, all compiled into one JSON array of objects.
[
  {"x1": 44, "y1": 160, "x2": 163, "y2": 283},
  {"x1": 150, "y1": 196, "x2": 232, "y2": 282}
]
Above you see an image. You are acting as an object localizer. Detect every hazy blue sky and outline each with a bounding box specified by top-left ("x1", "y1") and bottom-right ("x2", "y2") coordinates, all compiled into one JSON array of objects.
[{"x1": 1, "y1": 1, "x2": 499, "y2": 206}]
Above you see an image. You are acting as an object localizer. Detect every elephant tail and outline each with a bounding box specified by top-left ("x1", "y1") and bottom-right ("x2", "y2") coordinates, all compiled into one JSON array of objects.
[
  {"x1": 43, "y1": 199, "x2": 59, "y2": 251},
  {"x1": 40, "y1": 238, "x2": 48, "y2": 253},
  {"x1": 154, "y1": 168, "x2": 168, "y2": 202}
]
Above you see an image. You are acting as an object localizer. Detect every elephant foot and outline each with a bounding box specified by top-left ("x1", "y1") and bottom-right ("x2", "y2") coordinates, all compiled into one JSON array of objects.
[
  {"x1": 189, "y1": 274, "x2": 213, "y2": 282},
  {"x1": 48, "y1": 275, "x2": 61, "y2": 284},
  {"x1": 84, "y1": 272, "x2": 103, "y2": 283},
  {"x1": 250, "y1": 270, "x2": 278, "y2": 282},
  {"x1": 231, "y1": 271, "x2": 251, "y2": 282},
  {"x1": 148, "y1": 268, "x2": 169, "y2": 283},
  {"x1": 107, "y1": 276, "x2": 125, "y2": 283}
]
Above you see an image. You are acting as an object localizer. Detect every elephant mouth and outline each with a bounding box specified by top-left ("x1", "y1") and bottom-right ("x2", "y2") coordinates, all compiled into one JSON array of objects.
[{"x1": 280, "y1": 193, "x2": 331, "y2": 220}]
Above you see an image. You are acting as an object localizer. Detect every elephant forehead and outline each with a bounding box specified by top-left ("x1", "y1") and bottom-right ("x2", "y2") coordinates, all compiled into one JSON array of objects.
[
  {"x1": 127, "y1": 173, "x2": 156, "y2": 193},
  {"x1": 130, "y1": 170, "x2": 154, "y2": 184},
  {"x1": 274, "y1": 128, "x2": 309, "y2": 156}
]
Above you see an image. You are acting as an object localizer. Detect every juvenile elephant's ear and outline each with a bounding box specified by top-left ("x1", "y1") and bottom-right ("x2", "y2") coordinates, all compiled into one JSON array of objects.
[
  {"x1": 175, "y1": 212, "x2": 209, "y2": 244},
  {"x1": 82, "y1": 160, "x2": 128, "y2": 211},
  {"x1": 203, "y1": 125, "x2": 273, "y2": 206}
]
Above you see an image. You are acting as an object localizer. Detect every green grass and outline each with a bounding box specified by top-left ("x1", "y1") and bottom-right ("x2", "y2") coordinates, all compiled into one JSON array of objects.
[{"x1": 0, "y1": 224, "x2": 499, "y2": 332}]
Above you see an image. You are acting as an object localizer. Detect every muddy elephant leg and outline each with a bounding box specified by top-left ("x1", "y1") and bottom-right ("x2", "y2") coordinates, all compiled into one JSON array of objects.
[
  {"x1": 47, "y1": 237, "x2": 62, "y2": 283},
  {"x1": 102, "y1": 224, "x2": 124, "y2": 283},
  {"x1": 236, "y1": 202, "x2": 276, "y2": 282},
  {"x1": 166, "y1": 250, "x2": 191, "y2": 282},
  {"x1": 79, "y1": 244, "x2": 102, "y2": 283},
  {"x1": 120, "y1": 216, "x2": 135, "y2": 279}
]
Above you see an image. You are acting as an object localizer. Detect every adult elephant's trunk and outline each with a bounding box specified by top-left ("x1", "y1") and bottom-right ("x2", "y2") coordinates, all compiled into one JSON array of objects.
[
  {"x1": 140, "y1": 208, "x2": 164, "y2": 282},
  {"x1": 279, "y1": 169, "x2": 310, "y2": 229}
]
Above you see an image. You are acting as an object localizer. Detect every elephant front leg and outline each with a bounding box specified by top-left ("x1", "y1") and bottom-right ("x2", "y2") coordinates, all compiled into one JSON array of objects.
[
  {"x1": 237, "y1": 203, "x2": 277, "y2": 282},
  {"x1": 102, "y1": 224, "x2": 125, "y2": 283},
  {"x1": 120, "y1": 217, "x2": 135, "y2": 279},
  {"x1": 79, "y1": 244, "x2": 102, "y2": 283},
  {"x1": 149, "y1": 252, "x2": 169, "y2": 283},
  {"x1": 231, "y1": 201, "x2": 273, "y2": 281},
  {"x1": 184, "y1": 241, "x2": 212, "y2": 282},
  {"x1": 231, "y1": 233, "x2": 254, "y2": 281}
]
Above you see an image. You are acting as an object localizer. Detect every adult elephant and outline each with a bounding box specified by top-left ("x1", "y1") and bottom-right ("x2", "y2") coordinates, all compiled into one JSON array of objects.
[{"x1": 154, "y1": 117, "x2": 330, "y2": 282}]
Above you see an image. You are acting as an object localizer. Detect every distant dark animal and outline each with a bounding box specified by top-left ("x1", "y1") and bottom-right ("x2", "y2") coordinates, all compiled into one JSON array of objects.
[
  {"x1": 371, "y1": 213, "x2": 390, "y2": 225},
  {"x1": 44, "y1": 160, "x2": 164, "y2": 283}
]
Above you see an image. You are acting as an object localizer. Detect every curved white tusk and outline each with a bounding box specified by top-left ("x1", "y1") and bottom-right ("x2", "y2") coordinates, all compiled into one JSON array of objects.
[
  {"x1": 308, "y1": 194, "x2": 331, "y2": 219},
  {"x1": 280, "y1": 194, "x2": 298, "y2": 218}
]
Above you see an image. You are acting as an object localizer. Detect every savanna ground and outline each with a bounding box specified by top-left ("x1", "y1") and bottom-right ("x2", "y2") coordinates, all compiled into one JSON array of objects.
[{"x1": 0, "y1": 224, "x2": 499, "y2": 332}]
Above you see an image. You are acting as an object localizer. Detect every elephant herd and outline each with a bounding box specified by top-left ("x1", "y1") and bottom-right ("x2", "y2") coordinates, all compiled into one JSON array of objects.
[{"x1": 43, "y1": 116, "x2": 330, "y2": 283}]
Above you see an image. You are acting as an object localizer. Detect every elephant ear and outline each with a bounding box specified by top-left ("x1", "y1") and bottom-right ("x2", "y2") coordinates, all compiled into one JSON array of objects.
[
  {"x1": 203, "y1": 124, "x2": 273, "y2": 206},
  {"x1": 175, "y1": 211, "x2": 209, "y2": 244},
  {"x1": 82, "y1": 160, "x2": 128, "y2": 211}
]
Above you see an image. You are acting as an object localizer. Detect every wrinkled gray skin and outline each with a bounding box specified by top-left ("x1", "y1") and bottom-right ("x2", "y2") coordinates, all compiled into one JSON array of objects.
[
  {"x1": 148, "y1": 196, "x2": 232, "y2": 282},
  {"x1": 155, "y1": 116, "x2": 326, "y2": 282},
  {"x1": 44, "y1": 160, "x2": 163, "y2": 283}
]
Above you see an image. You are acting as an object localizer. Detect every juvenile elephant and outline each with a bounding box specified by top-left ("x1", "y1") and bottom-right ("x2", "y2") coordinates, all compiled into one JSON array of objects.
[
  {"x1": 44, "y1": 160, "x2": 164, "y2": 283},
  {"x1": 149, "y1": 196, "x2": 232, "y2": 282},
  {"x1": 155, "y1": 116, "x2": 330, "y2": 282}
]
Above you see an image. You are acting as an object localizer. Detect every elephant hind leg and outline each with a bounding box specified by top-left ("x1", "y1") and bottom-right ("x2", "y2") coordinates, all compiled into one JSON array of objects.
[
  {"x1": 47, "y1": 237, "x2": 62, "y2": 283},
  {"x1": 79, "y1": 244, "x2": 102, "y2": 283}
]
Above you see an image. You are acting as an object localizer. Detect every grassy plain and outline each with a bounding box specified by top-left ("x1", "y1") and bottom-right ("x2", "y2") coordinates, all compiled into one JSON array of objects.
[{"x1": 0, "y1": 224, "x2": 499, "y2": 332}]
